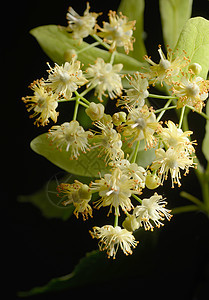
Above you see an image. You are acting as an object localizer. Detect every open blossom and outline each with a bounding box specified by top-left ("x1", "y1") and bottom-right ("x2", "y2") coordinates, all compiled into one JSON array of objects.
[
  {"x1": 22, "y1": 80, "x2": 59, "y2": 126},
  {"x1": 142, "y1": 45, "x2": 190, "y2": 86},
  {"x1": 93, "y1": 120, "x2": 124, "y2": 162},
  {"x1": 172, "y1": 74, "x2": 209, "y2": 112},
  {"x1": 122, "y1": 105, "x2": 161, "y2": 149},
  {"x1": 91, "y1": 168, "x2": 138, "y2": 216},
  {"x1": 133, "y1": 193, "x2": 172, "y2": 231},
  {"x1": 86, "y1": 58, "x2": 123, "y2": 101},
  {"x1": 151, "y1": 146, "x2": 195, "y2": 187},
  {"x1": 159, "y1": 120, "x2": 195, "y2": 153},
  {"x1": 57, "y1": 180, "x2": 92, "y2": 220},
  {"x1": 66, "y1": 2, "x2": 100, "y2": 42},
  {"x1": 117, "y1": 72, "x2": 149, "y2": 108},
  {"x1": 97, "y1": 10, "x2": 135, "y2": 53},
  {"x1": 111, "y1": 159, "x2": 147, "y2": 190},
  {"x1": 45, "y1": 58, "x2": 87, "y2": 99},
  {"x1": 90, "y1": 225, "x2": 138, "y2": 258},
  {"x1": 48, "y1": 120, "x2": 93, "y2": 159}
]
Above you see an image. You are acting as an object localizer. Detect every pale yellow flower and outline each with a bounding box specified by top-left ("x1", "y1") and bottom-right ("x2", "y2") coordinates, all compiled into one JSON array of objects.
[
  {"x1": 58, "y1": 180, "x2": 92, "y2": 220},
  {"x1": 86, "y1": 58, "x2": 123, "y2": 101},
  {"x1": 93, "y1": 120, "x2": 124, "y2": 162},
  {"x1": 151, "y1": 147, "x2": 195, "y2": 188},
  {"x1": 118, "y1": 72, "x2": 149, "y2": 108},
  {"x1": 66, "y1": 2, "x2": 100, "y2": 42},
  {"x1": 172, "y1": 74, "x2": 209, "y2": 112},
  {"x1": 143, "y1": 45, "x2": 190, "y2": 86},
  {"x1": 122, "y1": 105, "x2": 161, "y2": 149},
  {"x1": 160, "y1": 120, "x2": 195, "y2": 153},
  {"x1": 22, "y1": 79, "x2": 59, "y2": 126},
  {"x1": 85, "y1": 102, "x2": 105, "y2": 121},
  {"x1": 133, "y1": 193, "x2": 172, "y2": 231},
  {"x1": 90, "y1": 225, "x2": 138, "y2": 258},
  {"x1": 97, "y1": 10, "x2": 135, "y2": 53},
  {"x1": 48, "y1": 120, "x2": 93, "y2": 159},
  {"x1": 45, "y1": 59, "x2": 87, "y2": 99},
  {"x1": 91, "y1": 168, "x2": 138, "y2": 216}
]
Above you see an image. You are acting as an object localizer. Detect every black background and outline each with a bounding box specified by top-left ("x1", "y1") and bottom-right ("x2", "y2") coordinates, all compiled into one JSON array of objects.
[{"x1": 3, "y1": 0, "x2": 209, "y2": 299}]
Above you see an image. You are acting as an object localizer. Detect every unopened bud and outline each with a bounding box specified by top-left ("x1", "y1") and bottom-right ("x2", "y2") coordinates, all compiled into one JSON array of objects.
[
  {"x1": 189, "y1": 63, "x2": 202, "y2": 75},
  {"x1": 145, "y1": 171, "x2": 160, "y2": 189},
  {"x1": 64, "y1": 49, "x2": 78, "y2": 62},
  {"x1": 122, "y1": 214, "x2": 140, "y2": 232},
  {"x1": 112, "y1": 111, "x2": 127, "y2": 126},
  {"x1": 85, "y1": 102, "x2": 105, "y2": 121}
]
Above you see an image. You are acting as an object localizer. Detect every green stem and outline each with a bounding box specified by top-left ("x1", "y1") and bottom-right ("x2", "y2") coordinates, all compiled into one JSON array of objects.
[
  {"x1": 110, "y1": 51, "x2": 116, "y2": 65},
  {"x1": 80, "y1": 85, "x2": 95, "y2": 97},
  {"x1": 57, "y1": 97, "x2": 76, "y2": 103},
  {"x1": 130, "y1": 141, "x2": 140, "y2": 163},
  {"x1": 114, "y1": 211, "x2": 119, "y2": 227},
  {"x1": 186, "y1": 104, "x2": 209, "y2": 121},
  {"x1": 156, "y1": 98, "x2": 173, "y2": 122},
  {"x1": 73, "y1": 98, "x2": 80, "y2": 120},
  {"x1": 77, "y1": 41, "x2": 100, "y2": 54},
  {"x1": 155, "y1": 105, "x2": 176, "y2": 114},
  {"x1": 172, "y1": 205, "x2": 199, "y2": 214},
  {"x1": 148, "y1": 93, "x2": 178, "y2": 100},
  {"x1": 78, "y1": 100, "x2": 89, "y2": 108},
  {"x1": 132, "y1": 194, "x2": 142, "y2": 204},
  {"x1": 178, "y1": 106, "x2": 185, "y2": 129},
  {"x1": 180, "y1": 191, "x2": 205, "y2": 209},
  {"x1": 91, "y1": 34, "x2": 110, "y2": 50},
  {"x1": 74, "y1": 91, "x2": 90, "y2": 105}
]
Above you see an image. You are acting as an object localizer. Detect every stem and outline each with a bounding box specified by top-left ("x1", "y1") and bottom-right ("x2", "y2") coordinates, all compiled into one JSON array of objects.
[
  {"x1": 73, "y1": 98, "x2": 80, "y2": 120},
  {"x1": 155, "y1": 105, "x2": 177, "y2": 114},
  {"x1": 110, "y1": 51, "x2": 116, "y2": 65},
  {"x1": 156, "y1": 98, "x2": 173, "y2": 122},
  {"x1": 178, "y1": 106, "x2": 186, "y2": 129},
  {"x1": 148, "y1": 93, "x2": 178, "y2": 100},
  {"x1": 186, "y1": 104, "x2": 209, "y2": 121},
  {"x1": 114, "y1": 214, "x2": 118, "y2": 227},
  {"x1": 130, "y1": 141, "x2": 140, "y2": 163},
  {"x1": 80, "y1": 85, "x2": 95, "y2": 97},
  {"x1": 77, "y1": 41, "x2": 100, "y2": 54},
  {"x1": 91, "y1": 34, "x2": 110, "y2": 50},
  {"x1": 172, "y1": 205, "x2": 199, "y2": 214},
  {"x1": 78, "y1": 100, "x2": 89, "y2": 108},
  {"x1": 74, "y1": 91, "x2": 90, "y2": 105},
  {"x1": 180, "y1": 191, "x2": 205, "y2": 209},
  {"x1": 132, "y1": 194, "x2": 142, "y2": 204},
  {"x1": 57, "y1": 97, "x2": 76, "y2": 103}
]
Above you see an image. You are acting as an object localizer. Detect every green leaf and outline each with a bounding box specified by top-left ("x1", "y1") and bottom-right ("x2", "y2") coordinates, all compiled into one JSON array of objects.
[
  {"x1": 30, "y1": 133, "x2": 109, "y2": 178},
  {"x1": 174, "y1": 17, "x2": 209, "y2": 79},
  {"x1": 18, "y1": 173, "x2": 75, "y2": 220},
  {"x1": 17, "y1": 174, "x2": 96, "y2": 220},
  {"x1": 18, "y1": 230, "x2": 158, "y2": 297},
  {"x1": 30, "y1": 25, "x2": 144, "y2": 71},
  {"x1": 202, "y1": 101, "x2": 209, "y2": 162},
  {"x1": 159, "y1": 0, "x2": 193, "y2": 49},
  {"x1": 117, "y1": 0, "x2": 146, "y2": 61}
]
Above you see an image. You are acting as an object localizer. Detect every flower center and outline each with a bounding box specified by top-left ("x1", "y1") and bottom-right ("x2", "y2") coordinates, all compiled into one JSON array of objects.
[
  {"x1": 132, "y1": 117, "x2": 146, "y2": 130},
  {"x1": 186, "y1": 83, "x2": 200, "y2": 97}
]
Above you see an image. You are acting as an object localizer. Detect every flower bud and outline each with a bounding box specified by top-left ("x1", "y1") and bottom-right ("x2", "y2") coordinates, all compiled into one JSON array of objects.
[
  {"x1": 112, "y1": 111, "x2": 127, "y2": 126},
  {"x1": 85, "y1": 102, "x2": 105, "y2": 121},
  {"x1": 145, "y1": 171, "x2": 160, "y2": 189},
  {"x1": 122, "y1": 214, "x2": 140, "y2": 232},
  {"x1": 189, "y1": 63, "x2": 202, "y2": 75},
  {"x1": 78, "y1": 184, "x2": 92, "y2": 202},
  {"x1": 64, "y1": 49, "x2": 78, "y2": 62}
]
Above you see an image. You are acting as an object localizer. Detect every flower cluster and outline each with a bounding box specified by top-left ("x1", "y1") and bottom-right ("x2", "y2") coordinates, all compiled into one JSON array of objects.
[{"x1": 22, "y1": 3, "x2": 209, "y2": 259}]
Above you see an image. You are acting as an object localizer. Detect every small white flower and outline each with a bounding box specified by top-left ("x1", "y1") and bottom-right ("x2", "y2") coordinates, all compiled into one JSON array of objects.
[
  {"x1": 122, "y1": 105, "x2": 161, "y2": 149},
  {"x1": 151, "y1": 147, "x2": 195, "y2": 187},
  {"x1": 118, "y1": 72, "x2": 149, "y2": 108},
  {"x1": 66, "y1": 2, "x2": 100, "y2": 42},
  {"x1": 97, "y1": 10, "x2": 136, "y2": 53},
  {"x1": 45, "y1": 59, "x2": 87, "y2": 99},
  {"x1": 48, "y1": 120, "x2": 93, "y2": 159},
  {"x1": 57, "y1": 180, "x2": 92, "y2": 220},
  {"x1": 172, "y1": 75, "x2": 209, "y2": 112},
  {"x1": 91, "y1": 168, "x2": 138, "y2": 216},
  {"x1": 90, "y1": 225, "x2": 138, "y2": 258},
  {"x1": 134, "y1": 193, "x2": 172, "y2": 231},
  {"x1": 86, "y1": 58, "x2": 123, "y2": 101},
  {"x1": 22, "y1": 79, "x2": 59, "y2": 126}
]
